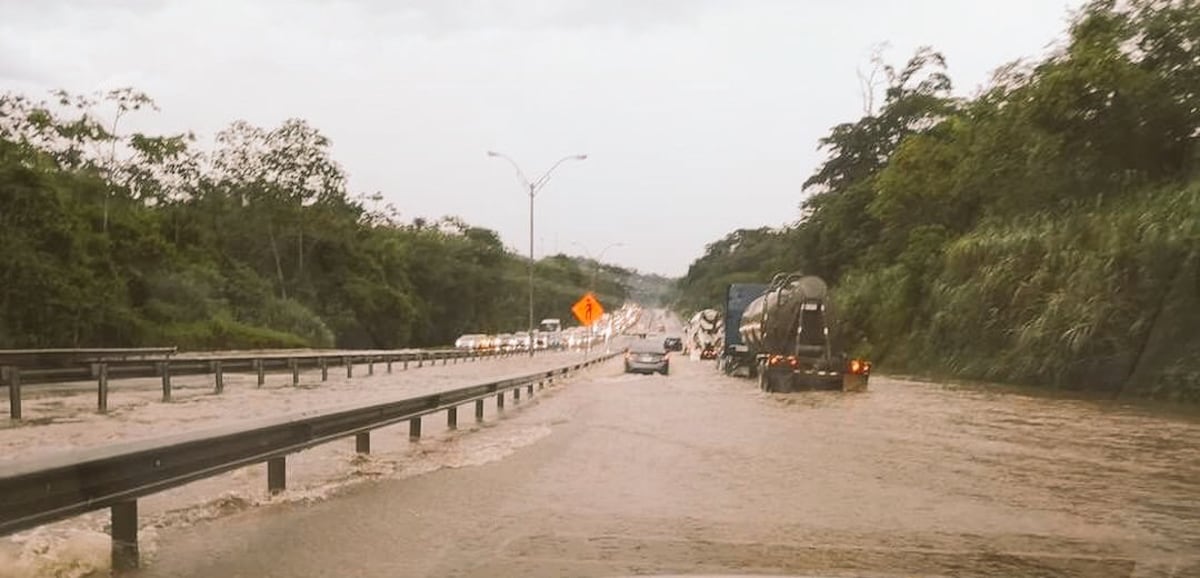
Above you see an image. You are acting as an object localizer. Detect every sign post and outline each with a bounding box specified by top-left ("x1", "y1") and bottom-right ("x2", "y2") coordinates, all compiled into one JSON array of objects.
[{"x1": 571, "y1": 293, "x2": 605, "y2": 360}]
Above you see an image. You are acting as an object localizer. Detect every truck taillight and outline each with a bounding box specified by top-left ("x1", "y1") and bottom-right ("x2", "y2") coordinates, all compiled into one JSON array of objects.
[{"x1": 849, "y1": 359, "x2": 871, "y2": 375}]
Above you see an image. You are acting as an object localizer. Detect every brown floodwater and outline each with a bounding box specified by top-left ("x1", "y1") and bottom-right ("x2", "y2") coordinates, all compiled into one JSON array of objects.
[{"x1": 135, "y1": 351, "x2": 1200, "y2": 578}]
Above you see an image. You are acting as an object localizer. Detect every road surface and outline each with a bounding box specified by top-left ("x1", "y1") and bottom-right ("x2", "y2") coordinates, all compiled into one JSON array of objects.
[{"x1": 128, "y1": 330, "x2": 1199, "y2": 577}]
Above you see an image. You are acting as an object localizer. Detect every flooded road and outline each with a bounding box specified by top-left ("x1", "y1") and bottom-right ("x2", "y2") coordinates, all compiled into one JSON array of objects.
[{"x1": 134, "y1": 353, "x2": 1200, "y2": 577}]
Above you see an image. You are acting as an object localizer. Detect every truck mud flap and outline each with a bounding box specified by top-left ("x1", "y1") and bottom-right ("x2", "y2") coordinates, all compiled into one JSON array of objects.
[{"x1": 841, "y1": 373, "x2": 869, "y2": 392}]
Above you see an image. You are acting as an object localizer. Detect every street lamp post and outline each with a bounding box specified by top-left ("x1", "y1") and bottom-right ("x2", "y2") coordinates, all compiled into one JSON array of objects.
[
  {"x1": 488, "y1": 151, "x2": 587, "y2": 356},
  {"x1": 572, "y1": 241, "x2": 624, "y2": 358},
  {"x1": 572, "y1": 241, "x2": 625, "y2": 290}
]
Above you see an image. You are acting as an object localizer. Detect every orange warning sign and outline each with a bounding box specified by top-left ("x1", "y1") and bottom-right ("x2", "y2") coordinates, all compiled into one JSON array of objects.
[{"x1": 571, "y1": 293, "x2": 605, "y2": 326}]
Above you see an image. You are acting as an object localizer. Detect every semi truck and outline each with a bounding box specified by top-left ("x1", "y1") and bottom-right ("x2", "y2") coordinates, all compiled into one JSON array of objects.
[
  {"x1": 735, "y1": 273, "x2": 871, "y2": 392},
  {"x1": 717, "y1": 283, "x2": 768, "y2": 376},
  {"x1": 537, "y1": 318, "x2": 564, "y2": 350}
]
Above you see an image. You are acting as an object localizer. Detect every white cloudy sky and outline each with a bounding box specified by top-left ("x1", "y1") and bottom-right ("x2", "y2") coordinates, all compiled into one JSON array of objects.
[{"x1": 0, "y1": 0, "x2": 1081, "y2": 276}]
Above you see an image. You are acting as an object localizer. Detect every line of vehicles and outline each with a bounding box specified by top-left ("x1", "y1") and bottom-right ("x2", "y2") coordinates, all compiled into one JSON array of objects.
[
  {"x1": 684, "y1": 272, "x2": 871, "y2": 392},
  {"x1": 454, "y1": 305, "x2": 644, "y2": 353}
]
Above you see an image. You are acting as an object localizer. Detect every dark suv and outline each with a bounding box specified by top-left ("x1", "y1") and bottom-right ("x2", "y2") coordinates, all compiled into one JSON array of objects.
[{"x1": 663, "y1": 337, "x2": 683, "y2": 352}]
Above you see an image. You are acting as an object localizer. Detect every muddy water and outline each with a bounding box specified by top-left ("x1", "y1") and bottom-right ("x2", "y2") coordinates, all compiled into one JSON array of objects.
[{"x1": 134, "y1": 350, "x2": 1200, "y2": 578}]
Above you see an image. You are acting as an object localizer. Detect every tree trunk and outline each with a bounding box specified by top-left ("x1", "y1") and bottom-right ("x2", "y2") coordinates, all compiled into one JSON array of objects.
[{"x1": 267, "y1": 219, "x2": 288, "y2": 300}]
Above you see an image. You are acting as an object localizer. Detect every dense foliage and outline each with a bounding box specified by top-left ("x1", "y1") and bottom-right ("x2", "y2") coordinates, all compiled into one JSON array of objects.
[
  {"x1": 0, "y1": 92, "x2": 661, "y2": 350},
  {"x1": 676, "y1": 0, "x2": 1200, "y2": 400}
]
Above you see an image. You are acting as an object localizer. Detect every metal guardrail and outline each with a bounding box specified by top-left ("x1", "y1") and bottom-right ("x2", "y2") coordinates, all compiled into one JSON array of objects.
[
  {"x1": 0, "y1": 351, "x2": 619, "y2": 570},
  {"x1": 0, "y1": 348, "x2": 179, "y2": 366},
  {"x1": 0, "y1": 347, "x2": 517, "y2": 420}
]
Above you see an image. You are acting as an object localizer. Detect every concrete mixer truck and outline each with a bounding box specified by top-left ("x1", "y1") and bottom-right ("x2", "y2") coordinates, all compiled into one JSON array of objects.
[
  {"x1": 684, "y1": 309, "x2": 723, "y2": 360},
  {"x1": 735, "y1": 273, "x2": 871, "y2": 392}
]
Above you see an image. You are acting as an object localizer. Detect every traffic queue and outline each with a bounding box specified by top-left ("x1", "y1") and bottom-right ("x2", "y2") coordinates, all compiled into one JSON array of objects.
[{"x1": 453, "y1": 304, "x2": 643, "y2": 353}]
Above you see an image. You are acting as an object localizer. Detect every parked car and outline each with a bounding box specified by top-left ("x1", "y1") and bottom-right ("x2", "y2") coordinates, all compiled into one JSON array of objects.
[
  {"x1": 663, "y1": 337, "x2": 683, "y2": 352},
  {"x1": 624, "y1": 339, "x2": 670, "y2": 376}
]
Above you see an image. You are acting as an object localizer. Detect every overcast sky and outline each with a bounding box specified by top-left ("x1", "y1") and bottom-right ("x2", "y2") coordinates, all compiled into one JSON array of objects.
[{"x1": 1, "y1": 0, "x2": 1082, "y2": 276}]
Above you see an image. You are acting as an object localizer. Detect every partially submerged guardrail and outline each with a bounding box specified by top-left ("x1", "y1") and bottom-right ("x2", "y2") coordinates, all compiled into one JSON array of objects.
[
  {"x1": 1, "y1": 347, "x2": 518, "y2": 420},
  {"x1": 0, "y1": 351, "x2": 618, "y2": 570}
]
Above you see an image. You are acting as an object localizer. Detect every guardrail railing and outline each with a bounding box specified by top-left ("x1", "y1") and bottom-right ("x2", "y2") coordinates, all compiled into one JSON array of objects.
[
  {"x1": 1, "y1": 347, "x2": 523, "y2": 420},
  {"x1": 0, "y1": 351, "x2": 618, "y2": 570}
]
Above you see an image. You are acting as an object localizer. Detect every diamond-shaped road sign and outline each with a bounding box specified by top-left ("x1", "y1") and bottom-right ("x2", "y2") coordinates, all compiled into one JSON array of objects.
[{"x1": 571, "y1": 293, "x2": 604, "y2": 326}]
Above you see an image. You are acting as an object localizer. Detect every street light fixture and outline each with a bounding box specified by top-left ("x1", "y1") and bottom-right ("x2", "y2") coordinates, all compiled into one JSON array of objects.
[
  {"x1": 488, "y1": 151, "x2": 588, "y2": 356},
  {"x1": 572, "y1": 241, "x2": 625, "y2": 289}
]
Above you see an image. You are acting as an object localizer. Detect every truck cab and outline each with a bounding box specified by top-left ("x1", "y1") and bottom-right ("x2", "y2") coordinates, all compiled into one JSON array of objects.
[{"x1": 718, "y1": 283, "x2": 768, "y2": 376}]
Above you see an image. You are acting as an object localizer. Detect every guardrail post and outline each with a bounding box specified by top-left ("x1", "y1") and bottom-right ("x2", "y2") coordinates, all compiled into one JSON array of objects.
[
  {"x1": 111, "y1": 500, "x2": 139, "y2": 570},
  {"x1": 447, "y1": 406, "x2": 457, "y2": 430},
  {"x1": 409, "y1": 417, "x2": 422, "y2": 441},
  {"x1": 475, "y1": 399, "x2": 484, "y2": 422},
  {"x1": 256, "y1": 359, "x2": 266, "y2": 387},
  {"x1": 5, "y1": 366, "x2": 20, "y2": 421},
  {"x1": 513, "y1": 387, "x2": 521, "y2": 402},
  {"x1": 213, "y1": 360, "x2": 224, "y2": 394},
  {"x1": 538, "y1": 380, "x2": 544, "y2": 391},
  {"x1": 417, "y1": 355, "x2": 423, "y2": 368},
  {"x1": 290, "y1": 359, "x2": 299, "y2": 386},
  {"x1": 403, "y1": 358, "x2": 409, "y2": 370},
  {"x1": 268, "y1": 456, "x2": 286, "y2": 494},
  {"x1": 97, "y1": 363, "x2": 109, "y2": 413},
  {"x1": 368, "y1": 357, "x2": 375, "y2": 376},
  {"x1": 527, "y1": 384, "x2": 534, "y2": 396},
  {"x1": 345, "y1": 357, "x2": 353, "y2": 378},
  {"x1": 320, "y1": 358, "x2": 328, "y2": 381},
  {"x1": 159, "y1": 362, "x2": 171, "y2": 402},
  {"x1": 387, "y1": 357, "x2": 393, "y2": 374},
  {"x1": 497, "y1": 392, "x2": 505, "y2": 411},
  {"x1": 355, "y1": 432, "x2": 370, "y2": 454},
  {"x1": 442, "y1": 355, "x2": 447, "y2": 366}
]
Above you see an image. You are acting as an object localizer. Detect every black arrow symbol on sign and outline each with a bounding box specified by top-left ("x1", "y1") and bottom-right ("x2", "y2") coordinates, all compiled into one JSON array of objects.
[{"x1": 585, "y1": 301, "x2": 593, "y2": 322}]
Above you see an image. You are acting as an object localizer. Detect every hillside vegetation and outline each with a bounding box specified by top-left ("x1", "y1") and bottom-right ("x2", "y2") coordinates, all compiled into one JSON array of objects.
[
  {"x1": 0, "y1": 94, "x2": 657, "y2": 350},
  {"x1": 676, "y1": 0, "x2": 1200, "y2": 401}
]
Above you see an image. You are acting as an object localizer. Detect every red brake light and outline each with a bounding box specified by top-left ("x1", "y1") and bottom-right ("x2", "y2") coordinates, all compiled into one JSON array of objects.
[{"x1": 849, "y1": 359, "x2": 871, "y2": 375}]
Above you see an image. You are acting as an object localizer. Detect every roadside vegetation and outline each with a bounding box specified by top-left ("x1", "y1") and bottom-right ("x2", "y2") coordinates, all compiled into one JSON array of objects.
[
  {"x1": 0, "y1": 93, "x2": 667, "y2": 350},
  {"x1": 675, "y1": 0, "x2": 1200, "y2": 400}
]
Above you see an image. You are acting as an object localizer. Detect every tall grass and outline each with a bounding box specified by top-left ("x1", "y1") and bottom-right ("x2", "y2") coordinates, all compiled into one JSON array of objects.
[{"x1": 843, "y1": 183, "x2": 1200, "y2": 398}]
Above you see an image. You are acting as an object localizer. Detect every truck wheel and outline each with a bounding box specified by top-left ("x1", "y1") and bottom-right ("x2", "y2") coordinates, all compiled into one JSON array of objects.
[{"x1": 757, "y1": 362, "x2": 770, "y2": 392}]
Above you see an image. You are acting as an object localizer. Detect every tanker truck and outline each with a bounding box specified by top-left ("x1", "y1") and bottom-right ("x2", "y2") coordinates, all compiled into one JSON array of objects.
[
  {"x1": 736, "y1": 273, "x2": 871, "y2": 392},
  {"x1": 685, "y1": 309, "x2": 724, "y2": 360}
]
